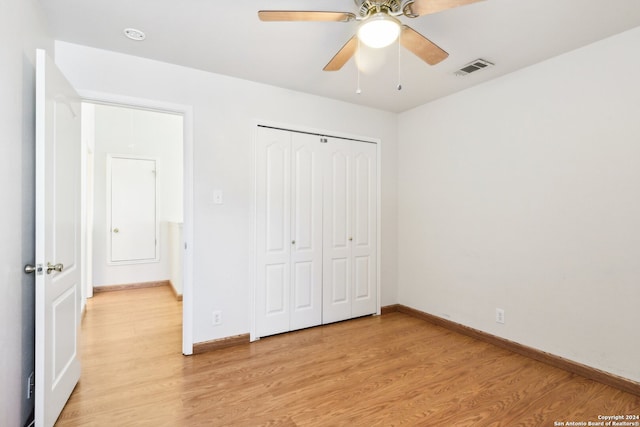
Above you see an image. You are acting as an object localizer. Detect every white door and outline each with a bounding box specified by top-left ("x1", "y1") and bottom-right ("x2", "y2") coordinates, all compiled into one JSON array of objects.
[
  {"x1": 109, "y1": 156, "x2": 158, "y2": 263},
  {"x1": 34, "y1": 49, "x2": 82, "y2": 427},
  {"x1": 255, "y1": 128, "x2": 323, "y2": 337},
  {"x1": 350, "y1": 141, "x2": 377, "y2": 317},
  {"x1": 323, "y1": 139, "x2": 377, "y2": 323},
  {"x1": 322, "y1": 138, "x2": 353, "y2": 323},
  {"x1": 290, "y1": 133, "x2": 323, "y2": 330},
  {"x1": 255, "y1": 127, "x2": 292, "y2": 337}
]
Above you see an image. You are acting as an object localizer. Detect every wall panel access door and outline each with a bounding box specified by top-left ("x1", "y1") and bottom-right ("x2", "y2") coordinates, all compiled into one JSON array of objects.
[
  {"x1": 255, "y1": 127, "x2": 322, "y2": 337},
  {"x1": 109, "y1": 156, "x2": 158, "y2": 263}
]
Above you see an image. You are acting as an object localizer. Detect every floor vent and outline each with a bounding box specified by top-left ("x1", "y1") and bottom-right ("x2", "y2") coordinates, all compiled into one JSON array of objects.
[{"x1": 454, "y1": 59, "x2": 494, "y2": 76}]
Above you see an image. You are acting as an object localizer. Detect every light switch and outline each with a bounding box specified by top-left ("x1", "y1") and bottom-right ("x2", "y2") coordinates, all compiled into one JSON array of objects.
[{"x1": 213, "y1": 190, "x2": 223, "y2": 204}]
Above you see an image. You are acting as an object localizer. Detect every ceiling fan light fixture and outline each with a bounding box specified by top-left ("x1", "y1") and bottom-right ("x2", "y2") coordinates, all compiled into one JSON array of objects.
[{"x1": 357, "y1": 12, "x2": 401, "y2": 48}]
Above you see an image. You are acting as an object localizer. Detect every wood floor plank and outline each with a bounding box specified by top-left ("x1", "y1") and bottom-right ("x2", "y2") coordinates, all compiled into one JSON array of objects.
[{"x1": 57, "y1": 287, "x2": 640, "y2": 426}]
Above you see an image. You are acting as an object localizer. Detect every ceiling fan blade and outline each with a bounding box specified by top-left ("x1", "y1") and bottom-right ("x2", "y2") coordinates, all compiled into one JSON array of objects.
[
  {"x1": 403, "y1": 0, "x2": 483, "y2": 17},
  {"x1": 400, "y1": 26, "x2": 449, "y2": 65},
  {"x1": 258, "y1": 11, "x2": 356, "y2": 22},
  {"x1": 323, "y1": 36, "x2": 358, "y2": 71}
]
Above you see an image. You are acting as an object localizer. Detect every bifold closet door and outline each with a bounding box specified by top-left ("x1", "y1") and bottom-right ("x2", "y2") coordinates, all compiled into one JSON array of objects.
[
  {"x1": 290, "y1": 132, "x2": 323, "y2": 331},
  {"x1": 256, "y1": 127, "x2": 291, "y2": 337},
  {"x1": 255, "y1": 127, "x2": 322, "y2": 337},
  {"x1": 323, "y1": 138, "x2": 377, "y2": 324}
]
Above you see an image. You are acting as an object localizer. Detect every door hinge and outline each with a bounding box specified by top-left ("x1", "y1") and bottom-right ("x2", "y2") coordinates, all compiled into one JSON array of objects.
[{"x1": 27, "y1": 371, "x2": 35, "y2": 399}]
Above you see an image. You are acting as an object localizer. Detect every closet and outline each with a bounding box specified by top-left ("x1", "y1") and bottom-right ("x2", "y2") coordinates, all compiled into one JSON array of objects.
[{"x1": 255, "y1": 126, "x2": 377, "y2": 338}]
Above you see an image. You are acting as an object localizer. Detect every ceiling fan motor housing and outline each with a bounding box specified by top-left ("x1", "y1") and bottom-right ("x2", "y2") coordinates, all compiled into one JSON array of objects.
[{"x1": 356, "y1": 0, "x2": 402, "y2": 17}]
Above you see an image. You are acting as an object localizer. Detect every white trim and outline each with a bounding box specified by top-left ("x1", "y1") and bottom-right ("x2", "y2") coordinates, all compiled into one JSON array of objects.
[
  {"x1": 79, "y1": 90, "x2": 189, "y2": 116},
  {"x1": 182, "y1": 104, "x2": 194, "y2": 356},
  {"x1": 249, "y1": 125, "x2": 259, "y2": 342},
  {"x1": 81, "y1": 103, "x2": 95, "y2": 300},
  {"x1": 78, "y1": 90, "x2": 194, "y2": 355},
  {"x1": 255, "y1": 119, "x2": 379, "y2": 144},
  {"x1": 80, "y1": 112, "x2": 89, "y2": 306},
  {"x1": 376, "y1": 133, "x2": 381, "y2": 316},
  {"x1": 250, "y1": 119, "x2": 382, "y2": 341}
]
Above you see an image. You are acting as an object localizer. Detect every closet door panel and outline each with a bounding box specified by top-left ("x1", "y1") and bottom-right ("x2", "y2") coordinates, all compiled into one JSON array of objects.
[
  {"x1": 330, "y1": 151, "x2": 349, "y2": 248},
  {"x1": 293, "y1": 262, "x2": 313, "y2": 309},
  {"x1": 354, "y1": 256, "x2": 371, "y2": 299},
  {"x1": 351, "y1": 142, "x2": 377, "y2": 317},
  {"x1": 265, "y1": 264, "x2": 287, "y2": 314},
  {"x1": 323, "y1": 140, "x2": 352, "y2": 324},
  {"x1": 256, "y1": 127, "x2": 292, "y2": 337},
  {"x1": 290, "y1": 133, "x2": 323, "y2": 330},
  {"x1": 331, "y1": 258, "x2": 349, "y2": 302},
  {"x1": 265, "y1": 144, "x2": 289, "y2": 253}
]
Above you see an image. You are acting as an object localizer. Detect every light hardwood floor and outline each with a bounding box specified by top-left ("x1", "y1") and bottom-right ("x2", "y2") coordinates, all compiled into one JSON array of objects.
[{"x1": 57, "y1": 286, "x2": 640, "y2": 426}]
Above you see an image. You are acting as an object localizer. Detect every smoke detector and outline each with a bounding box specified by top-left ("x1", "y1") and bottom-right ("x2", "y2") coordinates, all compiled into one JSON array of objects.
[
  {"x1": 124, "y1": 28, "x2": 146, "y2": 41},
  {"x1": 454, "y1": 59, "x2": 494, "y2": 76}
]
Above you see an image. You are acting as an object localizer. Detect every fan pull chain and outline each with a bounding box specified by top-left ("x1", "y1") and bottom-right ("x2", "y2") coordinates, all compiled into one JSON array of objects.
[
  {"x1": 397, "y1": 30, "x2": 402, "y2": 91},
  {"x1": 356, "y1": 37, "x2": 362, "y2": 94}
]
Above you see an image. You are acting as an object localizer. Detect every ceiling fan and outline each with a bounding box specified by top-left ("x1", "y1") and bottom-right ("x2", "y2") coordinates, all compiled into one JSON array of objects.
[{"x1": 258, "y1": 0, "x2": 484, "y2": 71}]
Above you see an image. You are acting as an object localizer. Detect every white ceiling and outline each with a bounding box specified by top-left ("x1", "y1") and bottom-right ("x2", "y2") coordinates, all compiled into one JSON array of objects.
[{"x1": 39, "y1": 0, "x2": 640, "y2": 112}]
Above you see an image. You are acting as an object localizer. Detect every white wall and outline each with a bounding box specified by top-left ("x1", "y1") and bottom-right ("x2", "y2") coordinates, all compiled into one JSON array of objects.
[
  {"x1": 398, "y1": 27, "x2": 640, "y2": 382},
  {"x1": 90, "y1": 103, "x2": 183, "y2": 286},
  {"x1": 55, "y1": 41, "x2": 399, "y2": 343},
  {"x1": 0, "y1": 0, "x2": 52, "y2": 425}
]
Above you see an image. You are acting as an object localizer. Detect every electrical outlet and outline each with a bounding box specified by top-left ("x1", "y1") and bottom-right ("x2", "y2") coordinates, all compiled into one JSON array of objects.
[
  {"x1": 212, "y1": 311, "x2": 222, "y2": 326},
  {"x1": 27, "y1": 371, "x2": 34, "y2": 399},
  {"x1": 496, "y1": 308, "x2": 505, "y2": 324}
]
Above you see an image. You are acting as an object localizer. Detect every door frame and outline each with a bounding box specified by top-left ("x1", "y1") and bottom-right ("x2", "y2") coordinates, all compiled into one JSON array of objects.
[
  {"x1": 79, "y1": 90, "x2": 195, "y2": 355},
  {"x1": 250, "y1": 120, "x2": 382, "y2": 342}
]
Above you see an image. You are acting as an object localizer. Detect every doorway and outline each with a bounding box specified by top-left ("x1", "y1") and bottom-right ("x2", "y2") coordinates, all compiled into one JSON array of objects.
[{"x1": 81, "y1": 99, "x2": 193, "y2": 353}]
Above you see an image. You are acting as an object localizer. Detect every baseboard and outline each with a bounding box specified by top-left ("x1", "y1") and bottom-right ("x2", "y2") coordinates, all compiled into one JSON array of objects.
[
  {"x1": 93, "y1": 280, "x2": 170, "y2": 293},
  {"x1": 382, "y1": 304, "x2": 640, "y2": 397},
  {"x1": 380, "y1": 304, "x2": 400, "y2": 315},
  {"x1": 168, "y1": 280, "x2": 183, "y2": 301},
  {"x1": 192, "y1": 333, "x2": 250, "y2": 355}
]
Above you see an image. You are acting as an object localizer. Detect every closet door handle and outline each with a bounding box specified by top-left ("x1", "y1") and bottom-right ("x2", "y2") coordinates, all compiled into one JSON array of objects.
[{"x1": 291, "y1": 240, "x2": 296, "y2": 245}]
